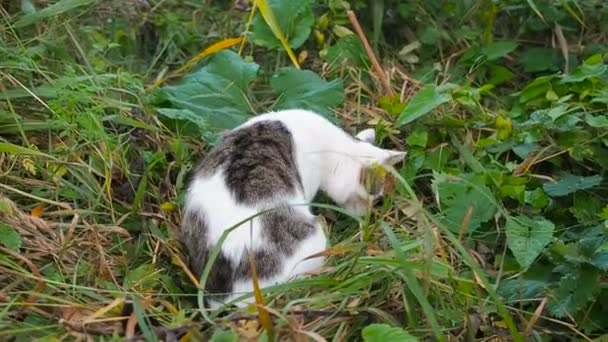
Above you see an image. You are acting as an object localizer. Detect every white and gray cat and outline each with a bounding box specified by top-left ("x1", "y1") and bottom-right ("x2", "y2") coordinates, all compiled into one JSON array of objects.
[{"x1": 180, "y1": 109, "x2": 406, "y2": 308}]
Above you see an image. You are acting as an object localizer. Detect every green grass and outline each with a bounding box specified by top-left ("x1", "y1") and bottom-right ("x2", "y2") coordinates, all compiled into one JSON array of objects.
[{"x1": 1, "y1": 0, "x2": 608, "y2": 341}]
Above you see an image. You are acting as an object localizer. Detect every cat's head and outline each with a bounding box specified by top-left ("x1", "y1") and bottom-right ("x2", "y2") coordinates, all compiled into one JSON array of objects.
[{"x1": 328, "y1": 128, "x2": 406, "y2": 216}]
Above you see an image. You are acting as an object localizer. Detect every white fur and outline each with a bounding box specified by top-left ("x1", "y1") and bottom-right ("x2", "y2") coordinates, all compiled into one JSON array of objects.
[{"x1": 185, "y1": 109, "x2": 406, "y2": 309}]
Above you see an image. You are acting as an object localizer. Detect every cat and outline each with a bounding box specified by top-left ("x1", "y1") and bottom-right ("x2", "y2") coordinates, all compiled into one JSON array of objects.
[{"x1": 180, "y1": 109, "x2": 406, "y2": 309}]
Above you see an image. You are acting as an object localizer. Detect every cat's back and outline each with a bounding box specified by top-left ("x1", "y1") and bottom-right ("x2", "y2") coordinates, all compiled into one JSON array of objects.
[{"x1": 190, "y1": 118, "x2": 302, "y2": 206}]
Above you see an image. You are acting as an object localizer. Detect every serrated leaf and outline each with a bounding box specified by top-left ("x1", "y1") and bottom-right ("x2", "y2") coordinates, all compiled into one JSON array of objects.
[
  {"x1": 548, "y1": 270, "x2": 599, "y2": 318},
  {"x1": 0, "y1": 225, "x2": 22, "y2": 252},
  {"x1": 497, "y1": 264, "x2": 552, "y2": 302},
  {"x1": 155, "y1": 50, "x2": 259, "y2": 139},
  {"x1": 362, "y1": 324, "x2": 419, "y2": 342},
  {"x1": 396, "y1": 84, "x2": 452, "y2": 126},
  {"x1": 270, "y1": 68, "x2": 344, "y2": 118},
  {"x1": 481, "y1": 41, "x2": 518, "y2": 61},
  {"x1": 506, "y1": 216, "x2": 554, "y2": 269},
  {"x1": 250, "y1": 0, "x2": 314, "y2": 50},
  {"x1": 542, "y1": 174, "x2": 602, "y2": 197},
  {"x1": 434, "y1": 175, "x2": 497, "y2": 234}
]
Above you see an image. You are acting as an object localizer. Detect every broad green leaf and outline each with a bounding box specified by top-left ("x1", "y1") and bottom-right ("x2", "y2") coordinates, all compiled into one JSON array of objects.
[
  {"x1": 489, "y1": 65, "x2": 514, "y2": 85},
  {"x1": 155, "y1": 50, "x2": 259, "y2": 139},
  {"x1": 15, "y1": 0, "x2": 95, "y2": 28},
  {"x1": 506, "y1": 215, "x2": 554, "y2": 269},
  {"x1": 250, "y1": 0, "x2": 314, "y2": 50},
  {"x1": 362, "y1": 324, "x2": 419, "y2": 342},
  {"x1": 481, "y1": 41, "x2": 518, "y2": 61},
  {"x1": 0, "y1": 225, "x2": 22, "y2": 252},
  {"x1": 516, "y1": 75, "x2": 555, "y2": 103},
  {"x1": 548, "y1": 271, "x2": 599, "y2": 318},
  {"x1": 270, "y1": 68, "x2": 344, "y2": 118},
  {"x1": 542, "y1": 174, "x2": 602, "y2": 197},
  {"x1": 498, "y1": 276, "x2": 550, "y2": 302},
  {"x1": 517, "y1": 48, "x2": 561, "y2": 73},
  {"x1": 396, "y1": 84, "x2": 452, "y2": 126},
  {"x1": 584, "y1": 114, "x2": 608, "y2": 128},
  {"x1": 560, "y1": 62, "x2": 608, "y2": 83},
  {"x1": 525, "y1": 188, "x2": 549, "y2": 209},
  {"x1": 405, "y1": 126, "x2": 428, "y2": 147},
  {"x1": 500, "y1": 184, "x2": 526, "y2": 204},
  {"x1": 323, "y1": 35, "x2": 369, "y2": 70},
  {"x1": 434, "y1": 175, "x2": 497, "y2": 234}
]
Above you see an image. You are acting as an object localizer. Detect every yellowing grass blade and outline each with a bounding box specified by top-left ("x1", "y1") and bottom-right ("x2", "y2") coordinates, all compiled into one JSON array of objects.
[
  {"x1": 146, "y1": 37, "x2": 243, "y2": 91},
  {"x1": 255, "y1": 0, "x2": 300, "y2": 69},
  {"x1": 249, "y1": 253, "x2": 275, "y2": 342},
  {"x1": 175, "y1": 37, "x2": 243, "y2": 74}
]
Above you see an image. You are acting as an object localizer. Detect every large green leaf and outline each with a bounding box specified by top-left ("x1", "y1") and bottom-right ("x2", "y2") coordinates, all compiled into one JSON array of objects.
[
  {"x1": 481, "y1": 41, "x2": 518, "y2": 61},
  {"x1": 542, "y1": 174, "x2": 602, "y2": 197},
  {"x1": 0, "y1": 225, "x2": 22, "y2": 252},
  {"x1": 270, "y1": 68, "x2": 344, "y2": 118},
  {"x1": 250, "y1": 0, "x2": 315, "y2": 50},
  {"x1": 362, "y1": 324, "x2": 419, "y2": 342},
  {"x1": 396, "y1": 84, "x2": 452, "y2": 126},
  {"x1": 548, "y1": 270, "x2": 599, "y2": 318},
  {"x1": 155, "y1": 50, "x2": 259, "y2": 139},
  {"x1": 434, "y1": 174, "x2": 497, "y2": 234},
  {"x1": 506, "y1": 215, "x2": 554, "y2": 269}
]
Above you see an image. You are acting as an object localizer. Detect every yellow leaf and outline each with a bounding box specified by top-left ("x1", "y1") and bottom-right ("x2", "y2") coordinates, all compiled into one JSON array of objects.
[
  {"x1": 333, "y1": 24, "x2": 354, "y2": 37},
  {"x1": 314, "y1": 30, "x2": 325, "y2": 47},
  {"x1": 495, "y1": 116, "x2": 512, "y2": 140},
  {"x1": 21, "y1": 158, "x2": 36, "y2": 175},
  {"x1": 255, "y1": 0, "x2": 300, "y2": 69},
  {"x1": 317, "y1": 13, "x2": 330, "y2": 29},
  {"x1": 176, "y1": 37, "x2": 244, "y2": 74},
  {"x1": 160, "y1": 202, "x2": 175, "y2": 212},
  {"x1": 298, "y1": 50, "x2": 308, "y2": 64},
  {"x1": 179, "y1": 332, "x2": 191, "y2": 342},
  {"x1": 494, "y1": 320, "x2": 508, "y2": 329},
  {"x1": 31, "y1": 205, "x2": 44, "y2": 218}
]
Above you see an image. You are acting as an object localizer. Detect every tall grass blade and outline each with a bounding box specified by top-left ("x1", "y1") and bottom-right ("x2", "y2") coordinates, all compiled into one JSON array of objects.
[
  {"x1": 132, "y1": 296, "x2": 158, "y2": 342},
  {"x1": 380, "y1": 222, "x2": 445, "y2": 341}
]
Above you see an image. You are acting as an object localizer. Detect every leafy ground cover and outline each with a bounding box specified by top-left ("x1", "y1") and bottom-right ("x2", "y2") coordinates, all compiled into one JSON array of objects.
[{"x1": 1, "y1": 0, "x2": 607, "y2": 340}]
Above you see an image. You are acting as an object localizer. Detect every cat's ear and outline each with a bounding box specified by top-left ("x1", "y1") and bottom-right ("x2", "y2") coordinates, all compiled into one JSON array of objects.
[
  {"x1": 355, "y1": 128, "x2": 375, "y2": 143},
  {"x1": 382, "y1": 150, "x2": 407, "y2": 166}
]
